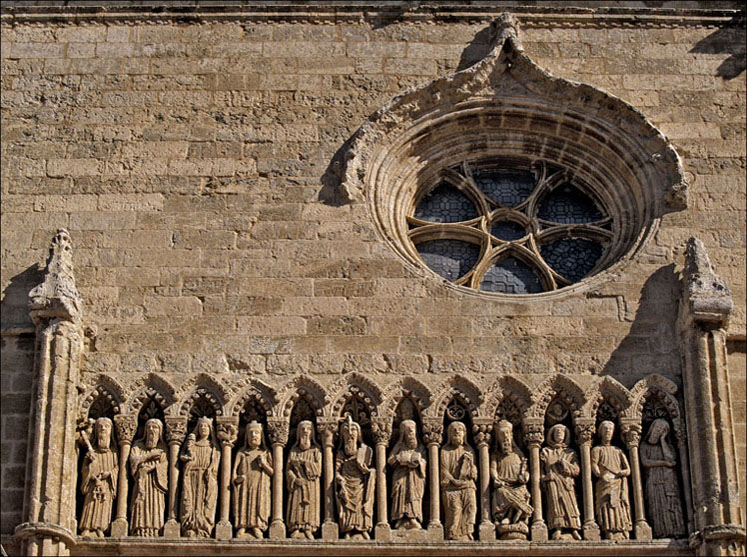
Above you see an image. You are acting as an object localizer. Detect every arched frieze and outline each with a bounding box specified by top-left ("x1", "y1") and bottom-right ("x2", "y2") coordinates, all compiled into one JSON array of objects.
[
  {"x1": 628, "y1": 374, "x2": 684, "y2": 440},
  {"x1": 426, "y1": 375, "x2": 483, "y2": 421},
  {"x1": 484, "y1": 375, "x2": 533, "y2": 421},
  {"x1": 177, "y1": 384, "x2": 225, "y2": 420},
  {"x1": 528, "y1": 374, "x2": 586, "y2": 421},
  {"x1": 381, "y1": 376, "x2": 433, "y2": 421},
  {"x1": 124, "y1": 373, "x2": 176, "y2": 415},
  {"x1": 329, "y1": 372, "x2": 383, "y2": 420},
  {"x1": 276, "y1": 375, "x2": 327, "y2": 423},
  {"x1": 228, "y1": 378, "x2": 278, "y2": 420},
  {"x1": 171, "y1": 372, "x2": 231, "y2": 418},
  {"x1": 78, "y1": 375, "x2": 125, "y2": 421},
  {"x1": 582, "y1": 376, "x2": 632, "y2": 421}
]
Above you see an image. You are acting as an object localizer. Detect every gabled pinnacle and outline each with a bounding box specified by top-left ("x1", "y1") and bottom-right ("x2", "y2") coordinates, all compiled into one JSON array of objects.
[
  {"x1": 28, "y1": 229, "x2": 82, "y2": 324},
  {"x1": 682, "y1": 237, "x2": 732, "y2": 326}
]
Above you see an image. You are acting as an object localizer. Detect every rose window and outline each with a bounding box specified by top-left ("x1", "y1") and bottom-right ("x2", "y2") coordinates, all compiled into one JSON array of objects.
[{"x1": 408, "y1": 161, "x2": 613, "y2": 294}]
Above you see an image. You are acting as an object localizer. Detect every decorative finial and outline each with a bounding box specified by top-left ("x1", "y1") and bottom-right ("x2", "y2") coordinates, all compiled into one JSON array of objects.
[{"x1": 28, "y1": 229, "x2": 82, "y2": 324}]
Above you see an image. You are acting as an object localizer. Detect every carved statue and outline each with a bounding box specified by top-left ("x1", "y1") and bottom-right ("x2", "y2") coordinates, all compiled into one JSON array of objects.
[
  {"x1": 287, "y1": 420, "x2": 322, "y2": 539},
  {"x1": 388, "y1": 419, "x2": 426, "y2": 530},
  {"x1": 491, "y1": 420, "x2": 532, "y2": 540},
  {"x1": 591, "y1": 420, "x2": 632, "y2": 540},
  {"x1": 180, "y1": 417, "x2": 220, "y2": 538},
  {"x1": 79, "y1": 417, "x2": 118, "y2": 538},
  {"x1": 129, "y1": 418, "x2": 168, "y2": 537},
  {"x1": 233, "y1": 421, "x2": 273, "y2": 539},
  {"x1": 541, "y1": 424, "x2": 581, "y2": 540},
  {"x1": 440, "y1": 421, "x2": 478, "y2": 541},
  {"x1": 640, "y1": 419, "x2": 686, "y2": 538},
  {"x1": 335, "y1": 415, "x2": 376, "y2": 539}
]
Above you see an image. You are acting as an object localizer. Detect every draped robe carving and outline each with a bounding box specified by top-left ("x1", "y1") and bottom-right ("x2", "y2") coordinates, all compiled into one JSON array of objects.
[
  {"x1": 591, "y1": 420, "x2": 632, "y2": 540},
  {"x1": 79, "y1": 417, "x2": 118, "y2": 538},
  {"x1": 233, "y1": 421, "x2": 273, "y2": 539},
  {"x1": 335, "y1": 417, "x2": 376, "y2": 539},
  {"x1": 180, "y1": 417, "x2": 220, "y2": 538},
  {"x1": 388, "y1": 420, "x2": 426, "y2": 530},
  {"x1": 286, "y1": 420, "x2": 322, "y2": 539},
  {"x1": 129, "y1": 419, "x2": 168, "y2": 537},
  {"x1": 540, "y1": 424, "x2": 581, "y2": 540},
  {"x1": 441, "y1": 421, "x2": 478, "y2": 541}
]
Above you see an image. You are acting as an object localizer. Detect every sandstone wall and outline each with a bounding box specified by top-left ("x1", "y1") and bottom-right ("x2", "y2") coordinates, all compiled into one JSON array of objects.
[{"x1": 1, "y1": 3, "x2": 745, "y2": 542}]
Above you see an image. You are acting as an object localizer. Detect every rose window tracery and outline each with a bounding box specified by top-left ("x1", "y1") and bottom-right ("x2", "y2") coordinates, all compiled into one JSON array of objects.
[{"x1": 409, "y1": 161, "x2": 612, "y2": 294}]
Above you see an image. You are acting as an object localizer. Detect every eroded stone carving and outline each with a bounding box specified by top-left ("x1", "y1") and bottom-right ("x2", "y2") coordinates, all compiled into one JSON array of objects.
[
  {"x1": 591, "y1": 420, "x2": 632, "y2": 540},
  {"x1": 441, "y1": 421, "x2": 478, "y2": 541},
  {"x1": 388, "y1": 420, "x2": 426, "y2": 531},
  {"x1": 335, "y1": 416, "x2": 375, "y2": 539},
  {"x1": 233, "y1": 421, "x2": 273, "y2": 539},
  {"x1": 180, "y1": 417, "x2": 220, "y2": 538},
  {"x1": 129, "y1": 419, "x2": 168, "y2": 537},
  {"x1": 541, "y1": 424, "x2": 581, "y2": 541},
  {"x1": 79, "y1": 417, "x2": 118, "y2": 539},
  {"x1": 640, "y1": 419, "x2": 686, "y2": 539},
  {"x1": 491, "y1": 420, "x2": 532, "y2": 540},
  {"x1": 287, "y1": 420, "x2": 322, "y2": 539}
]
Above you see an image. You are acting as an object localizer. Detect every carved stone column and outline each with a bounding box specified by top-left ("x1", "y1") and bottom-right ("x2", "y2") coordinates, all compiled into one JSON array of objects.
[
  {"x1": 678, "y1": 238, "x2": 746, "y2": 556},
  {"x1": 215, "y1": 416, "x2": 238, "y2": 540},
  {"x1": 317, "y1": 418, "x2": 338, "y2": 540},
  {"x1": 473, "y1": 419, "x2": 495, "y2": 541},
  {"x1": 422, "y1": 419, "x2": 443, "y2": 541},
  {"x1": 163, "y1": 417, "x2": 187, "y2": 538},
  {"x1": 620, "y1": 419, "x2": 652, "y2": 540},
  {"x1": 372, "y1": 419, "x2": 392, "y2": 541},
  {"x1": 267, "y1": 418, "x2": 289, "y2": 539},
  {"x1": 575, "y1": 418, "x2": 601, "y2": 541},
  {"x1": 15, "y1": 230, "x2": 84, "y2": 556},
  {"x1": 523, "y1": 418, "x2": 547, "y2": 541},
  {"x1": 111, "y1": 414, "x2": 137, "y2": 537}
]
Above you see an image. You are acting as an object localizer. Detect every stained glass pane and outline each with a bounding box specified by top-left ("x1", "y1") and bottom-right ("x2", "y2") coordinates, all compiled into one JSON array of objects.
[
  {"x1": 480, "y1": 257, "x2": 543, "y2": 294},
  {"x1": 539, "y1": 238, "x2": 604, "y2": 282},
  {"x1": 417, "y1": 239, "x2": 480, "y2": 281},
  {"x1": 414, "y1": 183, "x2": 478, "y2": 223},
  {"x1": 537, "y1": 184, "x2": 603, "y2": 223},
  {"x1": 491, "y1": 220, "x2": 526, "y2": 241},
  {"x1": 473, "y1": 169, "x2": 535, "y2": 207}
]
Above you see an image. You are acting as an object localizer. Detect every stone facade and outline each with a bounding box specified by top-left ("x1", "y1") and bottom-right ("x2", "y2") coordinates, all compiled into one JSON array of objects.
[{"x1": 1, "y1": 2, "x2": 745, "y2": 556}]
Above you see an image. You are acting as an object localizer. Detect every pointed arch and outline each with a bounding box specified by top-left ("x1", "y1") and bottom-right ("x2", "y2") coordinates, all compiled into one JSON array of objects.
[
  {"x1": 484, "y1": 375, "x2": 533, "y2": 421},
  {"x1": 529, "y1": 374, "x2": 586, "y2": 420},
  {"x1": 329, "y1": 372, "x2": 384, "y2": 419},
  {"x1": 174, "y1": 373, "x2": 229, "y2": 418},
  {"x1": 125, "y1": 373, "x2": 176, "y2": 415},
  {"x1": 228, "y1": 378, "x2": 278, "y2": 419},
  {"x1": 583, "y1": 376, "x2": 632, "y2": 420},
  {"x1": 426, "y1": 375, "x2": 483, "y2": 421},
  {"x1": 272, "y1": 377, "x2": 320, "y2": 421},
  {"x1": 78, "y1": 375, "x2": 125, "y2": 421},
  {"x1": 381, "y1": 376, "x2": 433, "y2": 420},
  {"x1": 628, "y1": 374, "x2": 683, "y2": 439}
]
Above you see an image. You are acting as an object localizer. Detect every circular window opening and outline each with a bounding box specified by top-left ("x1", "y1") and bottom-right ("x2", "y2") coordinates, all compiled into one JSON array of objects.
[{"x1": 407, "y1": 160, "x2": 614, "y2": 294}]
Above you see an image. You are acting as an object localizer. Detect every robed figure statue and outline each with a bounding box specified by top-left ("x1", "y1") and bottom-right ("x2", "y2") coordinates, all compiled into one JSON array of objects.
[
  {"x1": 387, "y1": 420, "x2": 426, "y2": 530},
  {"x1": 129, "y1": 418, "x2": 168, "y2": 537},
  {"x1": 591, "y1": 420, "x2": 632, "y2": 540},
  {"x1": 335, "y1": 416, "x2": 376, "y2": 539},
  {"x1": 180, "y1": 416, "x2": 221, "y2": 537},
  {"x1": 233, "y1": 421, "x2": 273, "y2": 539},
  {"x1": 491, "y1": 420, "x2": 532, "y2": 540},
  {"x1": 541, "y1": 424, "x2": 581, "y2": 540},
  {"x1": 287, "y1": 420, "x2": 322, "y2": 539},
  {"x1": 440, "y1": 421, "x2": 478, "y2": 541},
  {"x1": 79, "y1": 417, "x2": 118, "y2": 538}
]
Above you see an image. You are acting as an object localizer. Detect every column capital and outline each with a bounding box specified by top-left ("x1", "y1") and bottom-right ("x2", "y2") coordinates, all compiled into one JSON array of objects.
[
  {"x1": 619, "y1": 419, "x2": 642, "y2": 448},
  {"x1": 164, "y1": 416, "x2": 188, "y2": 445},
  {"x1": 317, "y1": 418, "x2": 338, "y2": 447},
  {"x1": 113, "y1": 414, "x2": 138, "y2": 445},
  {"x1": 266, "y1": 418, "x2": 289, "y2": 446},
  {"x1": 522, "y1": 418, "x2": 544, "y2": 447},
  {"x1": 216, "y1": 416, "x2": 239, "y2": 447},
  {"x1": 473, "y1": 418, "x2": 493, "y2": 448},
  {"x1": 372, "y1": 418, "x2": 392, "y2": 445},
  {"x1": 574, "y1": 417, "x2": 596, "y2": 445},
  {"x1": 422, "y1": 420, "x2": 443, "y2": 446}
]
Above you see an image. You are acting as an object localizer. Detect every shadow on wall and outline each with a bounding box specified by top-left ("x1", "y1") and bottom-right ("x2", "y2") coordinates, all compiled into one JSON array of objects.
[
  {"x1": 690, "y1": 13, "x2": 746, "y2": 79},
  {"x1": 602, "y1": 264, "x2": 681, "y2": 386},
  {"x1": 0, "y1": 264, "x2": 43, "y2": 330}
]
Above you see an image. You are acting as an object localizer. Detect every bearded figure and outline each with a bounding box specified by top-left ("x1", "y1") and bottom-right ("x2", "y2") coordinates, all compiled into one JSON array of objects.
[
  {"x1": 388, "y1": 420, "x2": 426, "y2": 530},
  {"x1": 180, "y1": 417, "x2": 220, "y2": 538},
  {"x1": 440, "y1": 421, "x2": 478, "y2": 541},
  {"x1": 79, "y1": 417, "x2": 118, "y2": 538},
  {"x1": 129, "y1": 418, "x2": 168, "y2": 537},
  {"x1": 233, "y1": 421, "x2": 273, "y2": 539},
  {"x1": 335, "y1": 416, "x2": 376, "y2": 539},
  {"x1": 287, "y1": 420, "x2": 322, "y2": 539},
  {"x1": 491, "y1": 420, "x2": 532, "y2": 540}
]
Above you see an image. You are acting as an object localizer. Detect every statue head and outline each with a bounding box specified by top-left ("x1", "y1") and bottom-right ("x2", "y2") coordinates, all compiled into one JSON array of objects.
[
  {"x1": 400, "y1": 419, "x2": 418, "y2": 450},
  {"x1": 144, "y1": 418, "x2": 163, "y2": 450},
  {"x1": 598, "y1": 420, "x2": 615, "y2": 444},
  {"x1": 340, "y1": 415, "x2": 361, "y2": 457},
  {"x1": 446, "y1": 421, "x2": 467, "y2": 448},
  {"x1": 547, "y1": 423, "x2": 570, "y2": 448},
  {"x1": 195, "y1": 416, "x2": 213, "y2": 441},
  {"x1": 245, "y1": 420, "x2": 264, "y2": 450},
  {"x1": 495, "y1": 420, "x2": 514, "y2": 453},
  {"x1": 647, "y1": 418, "x2": 670, "y2": 444},
  {"x1": 94, "y1": 417, "x2": 113, "y2": 449},
  {"x1": 296, "y1": 420, "x2": 316, "y2": 451}
]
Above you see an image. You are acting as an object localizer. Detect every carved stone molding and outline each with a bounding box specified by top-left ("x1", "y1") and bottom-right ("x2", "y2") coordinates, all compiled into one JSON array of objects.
[{"x1": 216, "y1": 416, "x2": 239, "y2": 447}]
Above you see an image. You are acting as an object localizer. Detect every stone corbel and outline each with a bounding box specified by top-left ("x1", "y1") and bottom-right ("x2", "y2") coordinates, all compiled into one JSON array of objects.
[{"x1": 15, "y1": 230, "x2": 85, "y2": 557}]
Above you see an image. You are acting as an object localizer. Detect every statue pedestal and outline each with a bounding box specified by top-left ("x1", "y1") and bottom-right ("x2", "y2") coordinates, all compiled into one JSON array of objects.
[
  {"x1": 426, "y1": 521, "x2": 444, "y2": 541},
  {"x1": 479, "y1": 521, "x2": 496, "y2": 541},
  {"x1": 269, "y1": 520, "x2": 286, "y2": 539},
  {"x1": 634, "y1": 520, "x2": 652, "y2": 540},
  {"x1": 215, "y1": 520, "x2": 233, "y2": 540},
  {"x1": 374, "y1": 522, "x2": 391, "y2": 541},
  {"x1": 110, "y1": 518, "x2": 128, "y2": 538},
  {"x1": 322, "y1": 521, "x2": 338, "y2": 540},
  {"x1": 530, "y1": 520, "x2": 547, "y2": 541},
  {"x1": 164, "y1": 519, "x2": 180, "y2": 538},
  {"x1": 583, "y1": 521, "x2": 601, "y2": 541}
]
